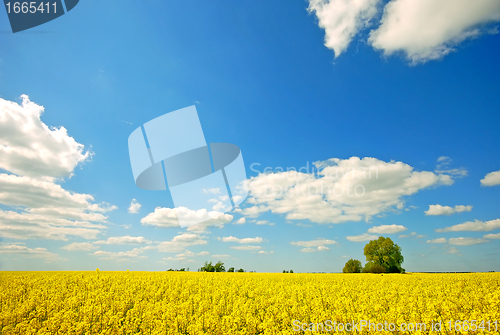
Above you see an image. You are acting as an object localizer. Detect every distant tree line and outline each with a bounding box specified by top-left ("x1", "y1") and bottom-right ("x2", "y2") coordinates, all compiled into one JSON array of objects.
[
  {"x1": 343, "y1": 236, "x2": 405, "y2": 274},
  {"x1": 198, "y1": 261, "x2": 245, "y2": 272}
]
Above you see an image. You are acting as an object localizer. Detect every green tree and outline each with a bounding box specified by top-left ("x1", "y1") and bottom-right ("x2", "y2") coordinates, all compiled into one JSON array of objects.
[
  {"x1": 227, "y1": 267, "x2": 235, "y2": 272},
  {"x1": 214, "y1": 261, "x2": 225, "y2": 272},
  {"x1": 364, "y1": 236, "x2": 404, "y2": 273},
  {"x1": 200, "y1": 261, "x2": 215, "y2": 272},
  {"x1": 289, "y1": 270, "x2": 294, "y2": 273},
  {"x1": 237, "y1": 268, "x2": 245, "y2": 272},
  {"x1": 343, "y1": 259, "x2": 362, "y2": 273},
  {"x1": 363, "y1": 262, "x2": 386, "y2": 273}
]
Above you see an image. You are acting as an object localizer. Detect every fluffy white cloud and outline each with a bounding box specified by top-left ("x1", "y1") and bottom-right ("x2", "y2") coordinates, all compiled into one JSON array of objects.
[
  {"x1": 0, "y1": 96, "x2": 116, "y2": 241},
  {"x1": 0, "y1": 95, "x2": 91, "y2": 179},
  {"x1": 481, "y1": 170, "x2": 500, "y2": 186},
  {"x1": 221, "y1": 236, "x2": 263, "y2": 244},
  {"x1": 94, "y1": 236, "x2": 152, "y2": 245},
  {"x1": 448, "y1": 237, "x2": 488, "y2": 246},
  {"x1": 308, "y1": 0, "x2": 381, "y2": 57},
  {"x1": 0, "y1": 209, "x2": 105, "y2": 240},
  {"x1": 369, "y1": 0, "x2": 500, "y2": 63},
  {"x1": 61, "y1": 242, "x2": 99, "y2": 251},
  {"x1": 141, "y1": 207, "x2": 232, "y2": 230},
  {"x1": 484, "y1": 233, "x2": 500, "y2": 239},
  {"x1": 255, "y1": 220, "x2": 274, "y2": 226},
  {"x1": 346, "y1": 233, "x2": 379, "y2": 242},
  {"x1": 258, "y1": 250, "x2": 274, "y2": 254},
  {"x1": 230, "y1": 245, "x2": 262, "y2": 251},
  {"x1": 234, "y1": 217, "x2": 246, "y2": 224},
  {"x1": 427, "y1": 238, "x2": 447, "y2": 244},
  {"x1": 0, "y1": 243, "x2": 61, "y2": 262},
  {"x1": 399, "y1": 232, "x2": 422, "y2": 238},
  {"x1": 156, "y1": 233, "x2": 208, "y2": 253},
  {"x1": 446, "y1": 247, "x2": 460, "y2": 254},
  {"x1": 0, "y1": 174, "x2": 115, "y2": 219},
  {"x1": 425, "y1": 204, "x2": 473, "y2": 216},
  {"x1": 93, "y1": 247, "x2": 150, "y2": 261},
  {"x1": 291, "y1": 239, "x2": 337, "y2": 247},
  {"x1": 436, "y1": 219, "x2": 500, "y2": 232},
  {"x1": 128, "y1": 199, "x2": 141, "y2": 214},
  {"x1": 367, "y1": 224, "x2": 407, "y2": 234},
  {"x1": 243, "y1": 157, "x2": 454, "y2": 225}
]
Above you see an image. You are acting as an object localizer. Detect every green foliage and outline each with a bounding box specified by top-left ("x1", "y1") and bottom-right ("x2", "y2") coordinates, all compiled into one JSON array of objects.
[
  {"x1": 364, "y1": 237, "x2": 404, "y2": 273},
  {"x1": 289, "y1": 270, "x2": 294, "y2": 273},
  {"x1": 343, "y1": 259, "x2": 362, "y2": 273},
  {"x1": 363, "y1": 262, "x2": 386, "y2": 274},
  {"x1": 200, "y1": 261, "x2": 215, "y2": 272},
  {"x1": 200, "y1": 261, "x2": 226, "y2": 272},
  {"x1": 214, "y1": 261, "x2": 225, "y2": 272},
  {"x1": 227, "y1": 267, "x2": 235, "y2": 272},
  {"x1": 237, "y1": 268, "x2": 245, "y2": 272}
]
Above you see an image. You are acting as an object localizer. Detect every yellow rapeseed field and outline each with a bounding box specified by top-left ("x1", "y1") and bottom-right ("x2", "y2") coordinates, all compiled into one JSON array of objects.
[{"x1": 0, "y1": 271, "x2": 499, "y2": 334}]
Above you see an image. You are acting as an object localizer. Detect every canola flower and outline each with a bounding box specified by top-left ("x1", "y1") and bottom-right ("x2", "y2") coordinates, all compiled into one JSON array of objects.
[{"x1": 0, "y1": 272, "x2": 499, "y2": 334}]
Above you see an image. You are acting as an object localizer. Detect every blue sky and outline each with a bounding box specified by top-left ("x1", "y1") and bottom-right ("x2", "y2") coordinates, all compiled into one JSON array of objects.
[{"x1": 0, "y1": 0, "x2": 499, "y2": 272}]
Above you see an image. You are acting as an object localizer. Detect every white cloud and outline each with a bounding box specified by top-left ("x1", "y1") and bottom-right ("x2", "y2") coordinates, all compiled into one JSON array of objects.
[
  {"x1": 399, "y1": 232, "x2": 424, "y2": 238},
  {"x1": 367, "y1": 224, "x2": 407, "y2": 234},
  {"x1": 481, "y1": 170, "x2": 500, "y2": 186},
  {"x1": 244, "y1": 157, "x2": 454, "y2": 225},
  {"x1": 297, "y1": 245, "x2": 330, "y2": 252},
  {"x1": 308, "y1": 0, "x2": 381, "y2": 57},
  {"x1": 94, "y1": 236, "x2": 152, "y2": 245},
  {"x1": 436, "y1": 219, "x2": 500, "y2": 232},
  {"x1": 234, "y1": 217, "x2": 246, "y2": 224},
  {"x1": 0, "y1": 243, "x2": 61, "y2": 262},
  {"x1": 221, "y1": 236, "x2": 263, "y2": 244},
  {"x1": 128, "y1": 199, "x2": 141, "y2": 214},
  {"x1": 434, "y1": 157, "x2": 468, "y2": 177},
  {"x1": 141, "y1": 207, "x2": 232, "y2": 230},
  {"x1": 235, "y1": 205, "x2": 268, "y2": 218},
  {"x1": 258, "y1": 250, "x2": 274, "y2": 254},
  {"x1": 0, "y1": 95, "x2": 91, "y2": 179},
  {"x1": 0, "y1": 209, "x2": 105, "y2": 240},
  {"x1": 425, "y1": 204, "x2": 473, "y2": 216},
  {"x1": 0, "y1": 96, "x2": 116, "y2": 241},
  {"x1": 230, "y1": 245, "x2": 262, "y2": 250},
  {"x1": 61, "y1": 242, "x2": 98, "y2": 251},
  {"x1": 197, "y1": 251, "x2": 210, "y2": 256},
  {"x1": 448, "y1": 237, "x2": 488, "y2": 246},
  {"x1": 202, "y1": 188, "x2": 220, "y2": 195},
  {"x1": 346, "y1": 233, "x2": 379, "y2": 242},
  {"x1": 446, "y1": 247, "x2": 460, "y2": 254},
  {"x1": 93, "y1": 247, "x2": 149, "y2": 261},
  {"x1": 291, "y1": 239, "x2": 337, "y2": 247},
  {"x1": 255, "y1": 220, "x2": 274, "y2": 226},
  {"x1": 369, "y1": 0, "x2": 500, "y2": 63},
  {"x1": 156, "y1": 233, "x2": 208, "y2": 253},
  {"x1": 484, "y1": 233, "x2": 500, "y2": 239},
  {"x1": 427, "y1": 238, "x2": 447, "y2": 244}
]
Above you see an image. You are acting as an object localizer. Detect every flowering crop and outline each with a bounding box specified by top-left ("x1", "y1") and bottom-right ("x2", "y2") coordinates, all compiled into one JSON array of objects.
[{"x1": 0, "y1": 272, "x2": 499, "y2": 334}]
